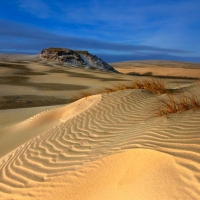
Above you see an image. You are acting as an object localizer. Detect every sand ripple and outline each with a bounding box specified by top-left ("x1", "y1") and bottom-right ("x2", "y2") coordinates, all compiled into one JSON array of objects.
[{"x1": 0, "y1": 88, "x2": 200, "y2": 199}]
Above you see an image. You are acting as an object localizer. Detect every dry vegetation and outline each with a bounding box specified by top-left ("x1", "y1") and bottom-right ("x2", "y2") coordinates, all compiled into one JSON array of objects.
[
  {"x1": 157, "y1": 92, "x2": 200, "y2": 116},
  {"x1": 75, "y1": 78, "x2": 167, "y2": 100},
  {"x1": 75, "y1": 78, "x2": 200, "y2": 116},
  {"x1": 130, "y1": 79, "x2": 166, "y2": 94},
  {"x1": 101, "y1": 78, "x2": 166, "y2": 94}
]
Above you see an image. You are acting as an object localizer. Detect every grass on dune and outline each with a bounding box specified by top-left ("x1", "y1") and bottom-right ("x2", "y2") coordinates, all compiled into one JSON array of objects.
[
  {"x1": 131, "y1": 78, "x2": 166, "y2": 94},
  {"x1": 157, "y1": 92, "x2": 200, "y2": 116},
  {"x1": 100, "y1": 78, "x2": 166, "y2": 94},
  {"x1": 74, "y1": 78, "x2": 200, "y2": 116},
  {"x1": 74, "y1": 78, "x2": 167, "y2": 100}
]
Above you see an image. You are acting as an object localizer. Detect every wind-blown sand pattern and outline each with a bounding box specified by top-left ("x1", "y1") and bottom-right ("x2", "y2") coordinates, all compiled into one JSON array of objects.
[
  {"x1": 0, "y1": 56, "x2": 200, "y2": 199},
  {"x1": 0, "y1": 83, "x2": 200, "y2": 199}
]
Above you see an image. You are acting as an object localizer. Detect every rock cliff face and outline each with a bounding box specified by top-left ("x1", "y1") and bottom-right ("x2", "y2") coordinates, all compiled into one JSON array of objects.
[{"x1": 40, "y1": 48, "x2": 118, "y2": 73}]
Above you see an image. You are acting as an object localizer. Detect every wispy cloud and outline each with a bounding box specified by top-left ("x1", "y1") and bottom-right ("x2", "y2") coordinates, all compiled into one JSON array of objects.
[
  {"x1": 4, "y1": 0, "x2": 200, "y2": 50},
  {"x1": 99, "y1": 52, "x2": 200, "y2": 63},
  {"x1": 55, "y1": 1, "x2": 200, "y2": 28},
  {"x1": 0, "y1": 19, "x2": 192, "y2": 54},
  {"x1": 16, "y1": 0, "x2": 50, "y2": 18},
  {"x1": 0, "y1": 0, "x2": 199, "y2": 63},
  {"x1": 43, "y1": 0, "x2": 200, "y2": 51}
]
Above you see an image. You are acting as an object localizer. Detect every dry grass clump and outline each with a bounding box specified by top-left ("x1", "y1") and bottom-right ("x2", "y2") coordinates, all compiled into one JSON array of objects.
[
  {"x1": 99, "y1": 83, "x2": 132, "y2": 94},
  {"x1": 100, "y1": 79, "x2": 166, "y2": 94},
  {"x1": 132, "y1": 79, "x2": 166, "y2": 94},
  {"x1": 74, "y1": 78, "x2": 167, "y2": 100},
  {"x1": 157, "y1": 92, "x2": 200, "y2": 116}
]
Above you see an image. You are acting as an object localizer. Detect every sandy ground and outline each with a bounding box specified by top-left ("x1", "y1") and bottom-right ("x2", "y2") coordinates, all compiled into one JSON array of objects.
[
  {"x1": 0, "y1": 55, "x2": 198, "y2": 109},
  {"x1": 0, "y1": 55, "x2": 134, "y2": 109},
  {"x1": 111, "y1": 60, "x2": 200, "y2": 78},
  {"x1": 0, "y1": 54, "x2": 200, "y2": 199}
]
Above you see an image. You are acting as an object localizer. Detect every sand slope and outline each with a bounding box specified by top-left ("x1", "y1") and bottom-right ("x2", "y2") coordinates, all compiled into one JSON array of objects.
[
  {"x1": 0, "y1": 81, "x2": 200, "y2": 199},
  {"x1": 0, "y1": 57, "x2": 134, "y2": 110},
  {"x1": 111, "y1": 60, "x2": 200, "y2": 78},
  {"x1": 0, "y1": 57, "x2": 197, "y2": 110}
]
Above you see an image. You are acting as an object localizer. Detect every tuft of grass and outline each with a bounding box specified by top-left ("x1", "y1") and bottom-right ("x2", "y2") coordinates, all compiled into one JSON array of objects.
[
  {"x1": 100, "y1": 79, "x2": 166, "y2": 94},
  {"x1": 132, "y1": 79, "x2": 166, "y2": 94},
  {"x1": 99, "y1": 83, "x2": 132, "y2": 94},
  {"x1": 157, "y1": 92, "x2": 200, "y2": 116},
  {"x1": 74, "y1": 78, "x2": 167, "y2": 101}
]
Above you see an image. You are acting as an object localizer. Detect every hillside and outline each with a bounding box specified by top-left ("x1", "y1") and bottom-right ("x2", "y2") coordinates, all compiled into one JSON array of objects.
[{"x1": 40, "y1": 48, "x2": 118, "y2": 73}]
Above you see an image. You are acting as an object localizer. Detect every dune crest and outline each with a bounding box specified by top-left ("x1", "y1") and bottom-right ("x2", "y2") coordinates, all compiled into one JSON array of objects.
[
  {"x1": 0, "y1": 83, "x2": 200, "y2": 199},
  {"x1": 0, "y1": 94, "x2": 101, "y2": 158}
]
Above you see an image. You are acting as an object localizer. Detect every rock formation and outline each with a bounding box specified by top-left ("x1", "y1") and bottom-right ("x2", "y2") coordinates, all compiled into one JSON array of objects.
[{"x1": 40, "y1": 48, "x2": 118, "y2": 73}]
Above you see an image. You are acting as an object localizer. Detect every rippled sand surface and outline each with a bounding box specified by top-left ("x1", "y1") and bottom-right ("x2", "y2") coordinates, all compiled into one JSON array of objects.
[{"x1": 0, "y1": 55, "x2": 200, "y2": 199}]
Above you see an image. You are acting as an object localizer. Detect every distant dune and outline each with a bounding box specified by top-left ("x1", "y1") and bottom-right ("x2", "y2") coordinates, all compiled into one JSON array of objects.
[
  {"x1": 0, "y1": 55, "x2": 200, "y2": 199},
  {"x1": 111, "y1": 60, "x2": 200, "y2": 78},
  {"x1": 0, "y1": 54, "x2": 132, "y2": 109},
  {"x1": 0, "y1": 54, "x2": 41, "y2": 62}
]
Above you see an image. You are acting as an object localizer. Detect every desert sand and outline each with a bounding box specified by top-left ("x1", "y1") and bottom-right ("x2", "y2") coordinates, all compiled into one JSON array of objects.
[
  {"x1": 0, "y1": 55, "x2": 200, "y2": 199},
  {"x1": 112, "y1": 60, "x2": 200, "y2": 78}
]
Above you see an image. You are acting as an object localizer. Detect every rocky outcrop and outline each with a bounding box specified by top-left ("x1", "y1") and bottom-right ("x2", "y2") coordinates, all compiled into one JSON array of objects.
[{"x1": 40, "y1": 48, "x2": 118, "y2": 73}]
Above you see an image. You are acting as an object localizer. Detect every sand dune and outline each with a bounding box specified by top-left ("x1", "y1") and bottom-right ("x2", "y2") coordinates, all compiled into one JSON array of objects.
[
  {"x1": 0, "y1": 80, "x2": 200, "y2": 199},
  {"x1": 0, "y1": 95, "x2": 101, "y2": 158},
  {"x1": 0, "y1": 58, "x2": 134, "y2": 109},
  {"x1": 0, "y1": 57, "x2": 200, "y2": 199},
  {"x1": 111, "y1": 60, "x2": 200, "y2": 78}
]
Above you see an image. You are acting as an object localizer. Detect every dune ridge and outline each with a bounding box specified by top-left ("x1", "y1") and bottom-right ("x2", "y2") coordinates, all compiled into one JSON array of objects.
[
  {"x1": 111, "y1": 60, "x2": 200, "y2": 78},
  {"x1": 0, "y1": 81, "x2": 200, "y2": 199}
]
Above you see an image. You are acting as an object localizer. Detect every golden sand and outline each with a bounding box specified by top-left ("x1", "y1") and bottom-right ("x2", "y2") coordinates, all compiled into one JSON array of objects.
[{"x1": 0, "y1": 56, "x2": 200, "y2": 199}]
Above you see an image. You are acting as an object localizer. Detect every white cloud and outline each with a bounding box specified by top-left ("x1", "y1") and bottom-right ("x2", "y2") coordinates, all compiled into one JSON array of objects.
[
  {"x1": 0, "y1": 19, "x2": 191, "y2": 54},
  {"x1": 16, "y1": 0, "x2": 50, "y2": 18}
]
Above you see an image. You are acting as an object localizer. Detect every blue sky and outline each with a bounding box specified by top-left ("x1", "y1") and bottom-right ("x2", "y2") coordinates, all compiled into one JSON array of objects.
[{"x1": 0, "y1": 0, "x2": 200, "y2": 62}]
